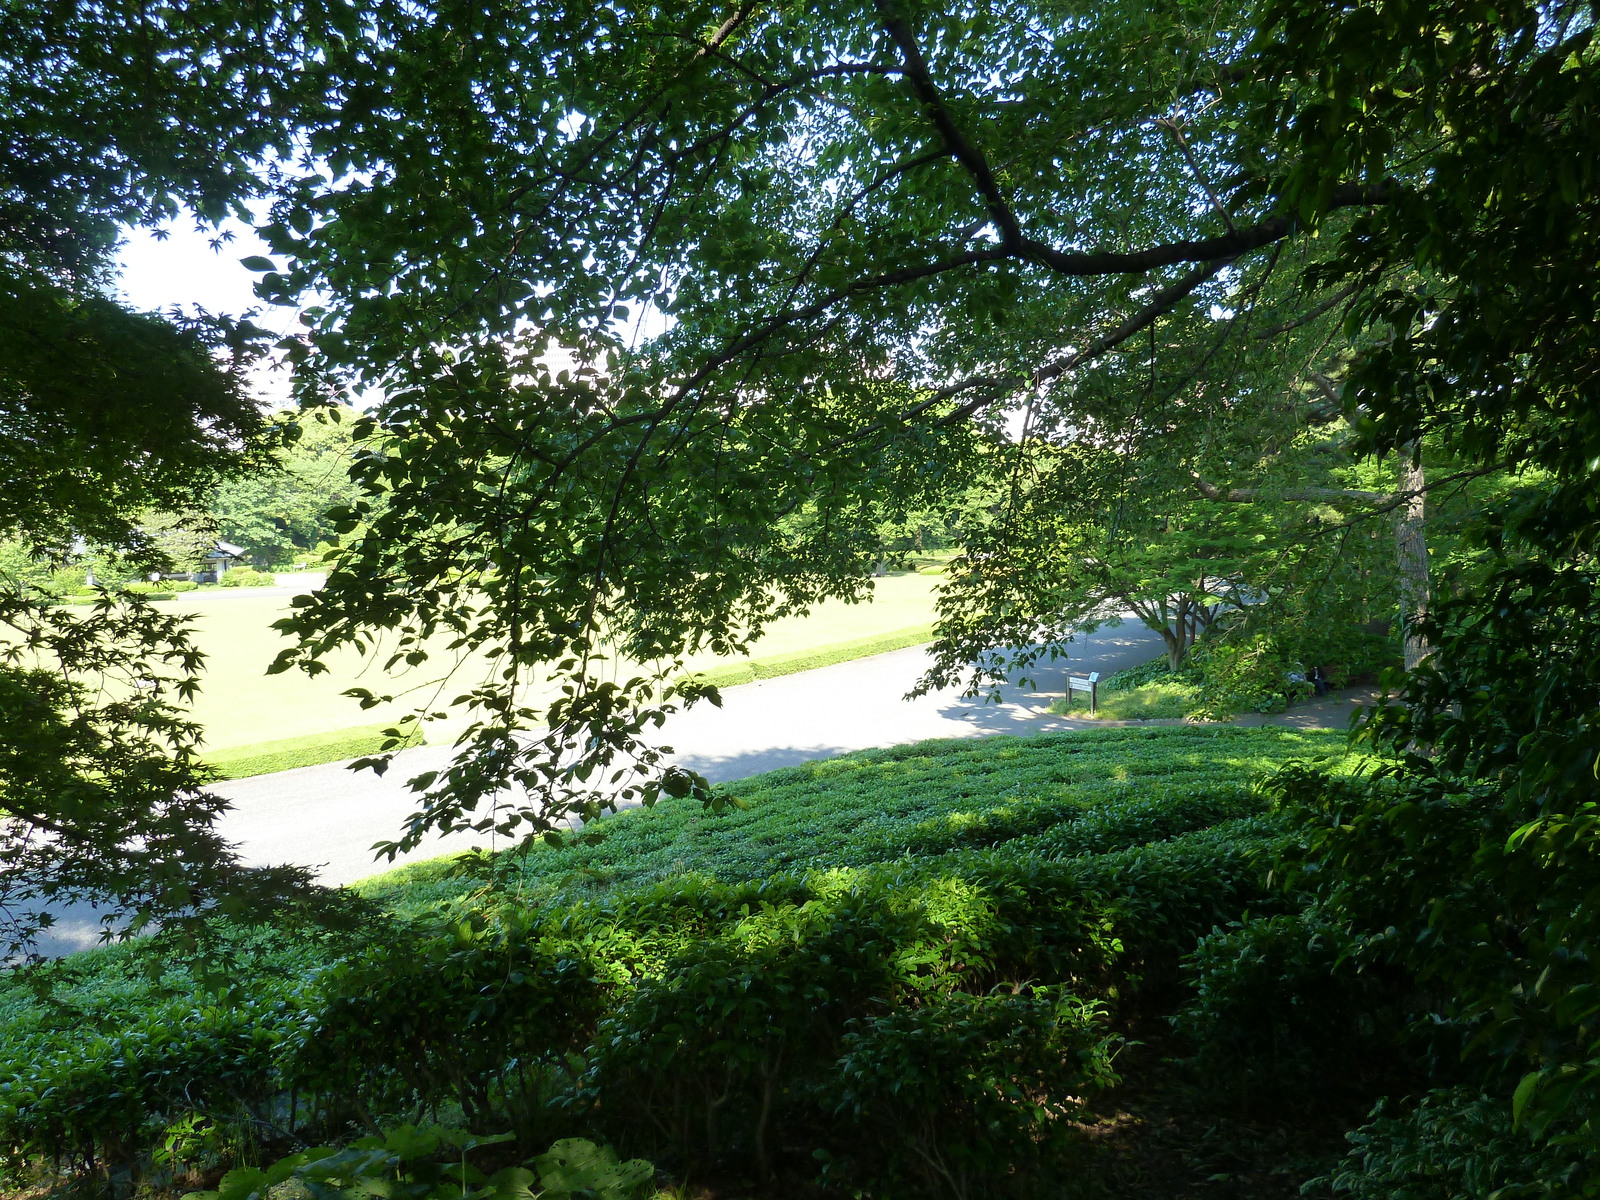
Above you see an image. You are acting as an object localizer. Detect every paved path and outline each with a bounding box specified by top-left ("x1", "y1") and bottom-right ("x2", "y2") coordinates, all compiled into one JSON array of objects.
[
  {"x1": 33, "y1": 621, "x2": 1167, "y2": 955},
  {"x1": 214, "y1": 619, "x2": 1168, "y2": 887}
]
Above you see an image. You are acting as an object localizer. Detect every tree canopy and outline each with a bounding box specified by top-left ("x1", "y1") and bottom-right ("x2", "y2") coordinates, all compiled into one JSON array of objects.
[{"x1": 5, "y1": 8, "x2": 1600, "y2": 1152}]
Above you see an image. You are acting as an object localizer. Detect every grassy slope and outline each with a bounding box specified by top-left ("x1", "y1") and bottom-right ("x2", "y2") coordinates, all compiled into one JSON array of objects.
[{"x1": 143, "y1": 573, "x2": 940, "y2": 756}]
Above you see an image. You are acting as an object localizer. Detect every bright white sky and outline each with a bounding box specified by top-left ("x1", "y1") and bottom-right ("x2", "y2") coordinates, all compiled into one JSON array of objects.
[{"x1": 115, "y1": 215, "x2": 299, "y2": 407}]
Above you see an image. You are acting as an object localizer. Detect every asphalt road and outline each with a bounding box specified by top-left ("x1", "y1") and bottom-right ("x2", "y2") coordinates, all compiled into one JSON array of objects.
[{"x1": 33, "y1": 619, "x2": 1164, "y2": 956}]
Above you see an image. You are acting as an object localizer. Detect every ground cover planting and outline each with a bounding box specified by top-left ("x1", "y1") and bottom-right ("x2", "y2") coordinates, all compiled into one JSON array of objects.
[
  {"x1": 0, "y1": 725, "x2": 1473, "y2": 1200},
  {"x1": 365, "y1": 725, "x2": 1344, "y2": 910}
]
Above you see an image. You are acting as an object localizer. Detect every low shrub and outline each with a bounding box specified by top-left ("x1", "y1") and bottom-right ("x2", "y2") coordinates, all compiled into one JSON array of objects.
[
  {"x1": 118, "y1": 581, "x2": 177, "y2": 600},
  {"x1": 1173, "y1": 906, "x2": 1416, "y2": 1111},
  {"x1": 219, "y1": 568, "x2": 276, "y2": 588},
  {"x1": 1187, "y1": 624, "x2": 1400, "y2": 719},
  {"x1": 1099, "y1": 655, "x2": 1197, "y2": 693},
  {"x1": 583, "y1": 897, "x2": 915, "y2": 1176},
  {"x1": 826, "y1": 990, "x2": 1116, "y2": 1198},
  {"x1": 206, "y1": 1126, "x2": 655, "y2": 1200},
  {"x1": 0, "y1": 987, "x2": 298, "y2": 1176},
  {"x1": 1315, "y1": 1086, "x2": 1594, "y2": 1200},
  {"x1": 363, "y1": 726, "x2": 1347, "y2": 906},
  {"x1": 289, "y1": 917, "x2": 609, "y2": 1129}
]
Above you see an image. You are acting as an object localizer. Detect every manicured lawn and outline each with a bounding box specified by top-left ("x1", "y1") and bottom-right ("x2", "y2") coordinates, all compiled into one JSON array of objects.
[
  {"x1": 1051, "y1": 679, "x2": 1200, "y2": 720},
  {"x1": 152, "y1": 573, "x2": 943, "y2": 753}
]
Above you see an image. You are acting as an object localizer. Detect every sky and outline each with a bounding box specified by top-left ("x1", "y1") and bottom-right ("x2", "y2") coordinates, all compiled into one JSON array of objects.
[{"x1": 115, "y1": 215, "x2": 299, "y2": 407}]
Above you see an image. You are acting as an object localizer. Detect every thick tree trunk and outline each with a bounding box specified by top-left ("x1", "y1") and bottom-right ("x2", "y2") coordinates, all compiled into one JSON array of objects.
[
  {"x1": 1162, "y1": 629, "x2": 1186, "y2": 672},
  {"x1": 1395, "y1": 445, "x2": 1430, "y2": 671},
  {"x1": 1164, "y1": 600, "x2": 1193, "y2": 671}
]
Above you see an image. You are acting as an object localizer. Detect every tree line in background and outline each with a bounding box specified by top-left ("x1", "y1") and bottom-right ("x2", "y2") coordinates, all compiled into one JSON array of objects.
[{"x1": 0, "y1": 409, "x2": 362, "y2": 589}]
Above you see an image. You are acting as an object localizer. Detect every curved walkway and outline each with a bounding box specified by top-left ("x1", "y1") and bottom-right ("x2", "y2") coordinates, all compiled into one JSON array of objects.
[{"x1": 34, "y1": 620, "x2": 1369, "y2": 955}]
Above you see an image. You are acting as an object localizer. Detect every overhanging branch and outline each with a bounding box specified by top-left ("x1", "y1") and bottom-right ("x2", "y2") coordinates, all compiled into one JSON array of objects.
[{"x1": 876, "y1": 0, "x2": 1023, "y2": 246}]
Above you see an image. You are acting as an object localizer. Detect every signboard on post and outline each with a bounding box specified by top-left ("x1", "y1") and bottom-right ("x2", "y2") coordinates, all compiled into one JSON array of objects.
[{"x1": 1067, "y1": 671, "x2": 1101, "y2": 714}]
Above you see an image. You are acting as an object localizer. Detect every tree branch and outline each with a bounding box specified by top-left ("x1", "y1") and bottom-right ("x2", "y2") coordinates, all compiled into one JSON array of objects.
[
  {"x1": 926, "y1": 257, "x2": 1234, "y2": 425},
  {"x1": 1253, "y1": 284, "x2": 1358, "y2": 340},
  {"x1": 691, "y1": 4, "x2": 757, "y2": 63},
  {"x1": 1156, "y1": 115, "x2": 1236, "y2": 233},
  {"x1": 876, "y1": 1, "x2": 1024, "y2": 246},
  {"x1": 1017, "y1": 183, "x2": 1391, "y2": 276}
]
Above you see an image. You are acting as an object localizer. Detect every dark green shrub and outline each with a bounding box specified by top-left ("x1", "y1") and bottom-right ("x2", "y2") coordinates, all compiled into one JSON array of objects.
[
  {"x1": 1030, "y1": 815, "x2": 1289, "y2": 996},
  {"x1": 825, "y1": 989, "x2": 1117, "y2": 1199},
  {"x1": 582, "y1": 896, "x2": 916, "y2": 1176},
  {"x1": 0, "y1": 989, "x2": 298, "y2": 1176},
  {"x1": 1100, "y1": 654, "x2": 1199, "y2": 693},
  {"x1": 289, "y1": 918, "x2": 608, "y2": 1128},
  {"x1": 218, "y1": 568, "x2": 275, "y2": 588},
  {"x1": 1316, "y1": 1087, "x2": 1594, "y2": 1200},
  {"x1": 1173, "y1": 907, "x2": 1415, "y2": 1112}
]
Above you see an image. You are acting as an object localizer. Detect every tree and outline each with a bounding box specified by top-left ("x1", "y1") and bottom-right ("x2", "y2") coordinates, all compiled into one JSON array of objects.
[
  {"x1": 0, "y1": 0, "x2": 345, "y2": 954},
  {"x1": 217, "y1": 0, "x2": 1408, "y2": 847},
  {"x1": 212, "y1": 408, "x2": 368, "y2": 568},
  {"x1": 1249, "y1": 0, "x2": 1600, "y2": 1150}
]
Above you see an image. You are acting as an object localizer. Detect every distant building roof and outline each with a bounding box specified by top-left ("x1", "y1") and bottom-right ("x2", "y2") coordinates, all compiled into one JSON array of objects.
[{"x1": 210, "y1": 541, "x2": 247, "y2": 559}]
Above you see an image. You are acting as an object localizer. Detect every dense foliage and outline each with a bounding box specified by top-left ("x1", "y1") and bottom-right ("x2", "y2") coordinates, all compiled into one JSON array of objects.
[
  {"x1": 0, "y1": 728, "x2": 1371, "y2": 1198},
  {"x1": 6, "y1": 0, "x2": 1600, "y2": 1193},
  {"x1": 211, "y1": 409, "x2": 367, "y2": 569}
]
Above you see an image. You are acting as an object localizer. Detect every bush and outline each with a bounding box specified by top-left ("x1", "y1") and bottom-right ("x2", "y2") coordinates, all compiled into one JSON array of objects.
[
  {"x1": 826, "y1": 990, "x2": 1117, "y2": 1198},
  {"x1": 1186, "y1": 623, "x2": 1400, "y2": 719},
  {"x1": 1315, "y1": 1087, "x2": 1593, "y2": 1200},
  {"x1": 360, "y1": 726, "x2": 1346, "y2": 905},
  {"x1": 219, "y1": 568, "x2": 276, "y2": 588},
  {"x1": 289, "y1": 917, "x2": 609, "y2": 1129},
  {"x1": 1101, "y1": 655, "x2": 1198, "y2": 693},
  {"x1": 583, "y1": 895, "x2": 922, "y2": 1175},
  {"x1": 0, "y1": 988, "x2": 298, "y2": 1175},
  {"x1": 1187, "y1": 636, "x2": 1304, "y2": 717},
  {"x1": 1173, "y1": 907, "x2": 1416, "y2": 1111}
]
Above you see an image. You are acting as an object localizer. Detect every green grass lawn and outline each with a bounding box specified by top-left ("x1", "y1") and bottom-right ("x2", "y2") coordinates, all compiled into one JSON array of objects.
[
  {"x1": 142, "y1": 572, "x2": 942, "y2": 756},
  {"x1": 1050, "y1": 679, "x2": 1201, "y2": 720}
]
